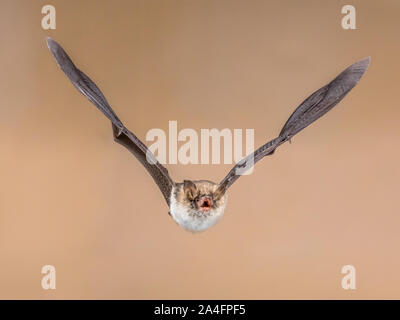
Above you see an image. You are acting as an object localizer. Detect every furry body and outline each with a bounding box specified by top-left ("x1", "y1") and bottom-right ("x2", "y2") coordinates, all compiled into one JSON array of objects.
[{"x1": 170, "y1": 180, "x2": 227, "y2": 232}]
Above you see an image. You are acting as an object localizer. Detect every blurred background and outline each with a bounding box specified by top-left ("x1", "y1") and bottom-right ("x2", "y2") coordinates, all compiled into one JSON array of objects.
[{"x1": 0, "y1": 0, "x2": 399, "y2": 299}]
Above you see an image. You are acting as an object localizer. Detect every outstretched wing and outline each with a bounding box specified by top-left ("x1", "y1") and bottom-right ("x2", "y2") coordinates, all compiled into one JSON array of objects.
[
  {"x1": 216, "y1": 57, "x2": 370, "y2": 195},
  {"x1": 46, "y1": 37, "x2": 175, "y2": 206}
]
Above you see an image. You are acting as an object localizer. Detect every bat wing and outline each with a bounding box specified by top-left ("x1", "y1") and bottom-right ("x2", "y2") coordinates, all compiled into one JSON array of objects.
[
  {"x1": 216, "y1": 57, "x2": 370, "y2": 195},
  {"x1": 46, "y1": 37, "x2": 175, "y2": 206}
]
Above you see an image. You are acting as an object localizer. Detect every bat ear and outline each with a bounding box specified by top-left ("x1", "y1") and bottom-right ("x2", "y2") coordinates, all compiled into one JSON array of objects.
[
  {"x1": 213, "y1": 183, "x2": 227, "y2": 201},
  {"x1": 184, "y1": 180, "x2": 198, "y2": 200}
]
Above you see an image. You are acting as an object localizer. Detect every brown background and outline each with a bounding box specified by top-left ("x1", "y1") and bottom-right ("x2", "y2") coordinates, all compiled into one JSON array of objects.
[{"x1": 0, "y1": 0, "x2": 399, "y2": 299}]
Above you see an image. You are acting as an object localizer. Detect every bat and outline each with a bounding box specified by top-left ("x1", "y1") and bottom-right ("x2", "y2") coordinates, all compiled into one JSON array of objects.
[{"x1": 46, "y1": 37, "x2": 369, "y2": 232}]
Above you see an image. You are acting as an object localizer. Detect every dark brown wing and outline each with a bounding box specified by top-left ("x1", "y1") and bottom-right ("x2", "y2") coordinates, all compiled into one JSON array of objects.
[
  {"x1": 217, "y1": 57, "x2": 370, "y2": 195},
  {"x1": 46, "y1": 37, "x2": 175, "y2": 206}
]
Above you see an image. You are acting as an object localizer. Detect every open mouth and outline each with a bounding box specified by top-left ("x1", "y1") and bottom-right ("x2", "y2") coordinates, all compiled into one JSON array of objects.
[{"x1": 198, "y1": 196, "x2": 213, "y2": 212}]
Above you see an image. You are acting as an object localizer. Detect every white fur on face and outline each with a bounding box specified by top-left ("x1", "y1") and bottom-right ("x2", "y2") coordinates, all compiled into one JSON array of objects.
[{"x1": 169, "y1": 187, "x2": 227, "y2": 232}]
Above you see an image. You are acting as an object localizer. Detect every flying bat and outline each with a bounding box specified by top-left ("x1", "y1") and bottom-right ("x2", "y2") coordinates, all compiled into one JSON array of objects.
[{"x1": 46, "y1": 37, "x2": 369, "y2": 232}]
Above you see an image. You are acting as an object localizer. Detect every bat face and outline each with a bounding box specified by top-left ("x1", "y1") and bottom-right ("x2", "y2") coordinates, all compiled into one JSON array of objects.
[{"x1": 169, "y1": 180, "x2": 228, "y2": 232}]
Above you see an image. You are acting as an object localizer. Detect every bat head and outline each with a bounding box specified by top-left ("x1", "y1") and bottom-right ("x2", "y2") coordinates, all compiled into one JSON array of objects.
[{"x1": 169, "y1": 180, "x2": 228, "y2": 232}]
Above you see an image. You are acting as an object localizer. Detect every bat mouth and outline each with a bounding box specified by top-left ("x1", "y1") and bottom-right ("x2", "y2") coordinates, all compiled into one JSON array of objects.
[{"x1": 197, "y1": 196, "x2": 213, "y2": 212}]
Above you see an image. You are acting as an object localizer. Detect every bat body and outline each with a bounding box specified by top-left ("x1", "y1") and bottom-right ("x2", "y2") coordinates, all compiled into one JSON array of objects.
[
  {"x1": 170, "y1": 180, "x2": 228, "y2": 232},
  {"x1": 46, "y1": 37, "x2": 369, "y2": 232}
]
